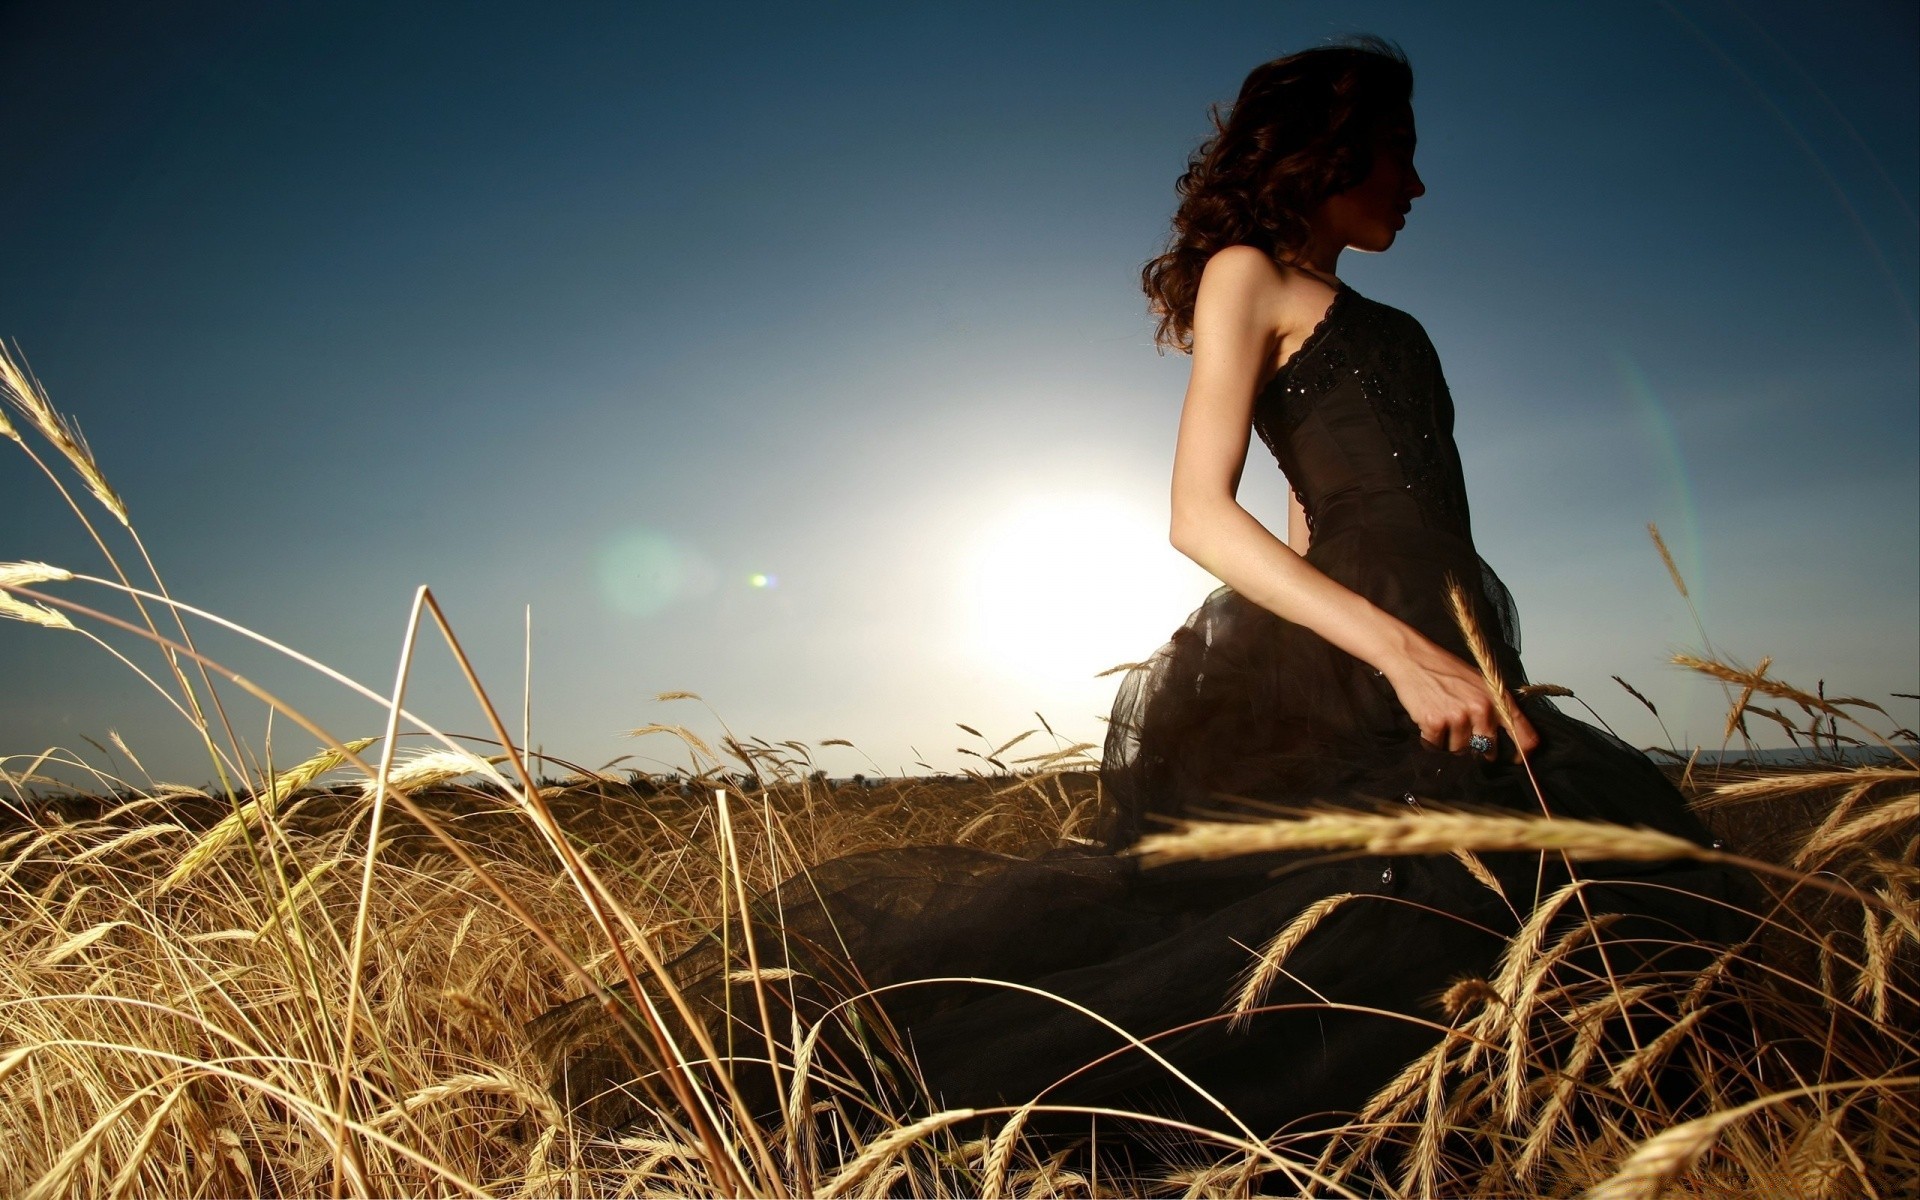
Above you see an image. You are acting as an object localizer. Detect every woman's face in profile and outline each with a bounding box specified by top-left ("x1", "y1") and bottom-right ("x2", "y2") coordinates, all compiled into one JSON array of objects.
[{"x1": 1320, "y1": 106, "x2": 1424, "y2": 253}]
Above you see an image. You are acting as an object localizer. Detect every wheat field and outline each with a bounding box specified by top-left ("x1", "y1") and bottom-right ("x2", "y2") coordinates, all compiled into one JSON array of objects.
[{"x1": 4, "y1": 341, "x2": 1918, "y2": 1197}]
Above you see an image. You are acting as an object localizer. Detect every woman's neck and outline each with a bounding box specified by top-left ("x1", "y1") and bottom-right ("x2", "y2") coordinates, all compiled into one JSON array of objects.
[
  {"x1": 1281, "y1": 233, "x2": 1344, "y2": 281},
  {"x1": 1280, "y1": 252, "x2": 1342, "y2": 286}
]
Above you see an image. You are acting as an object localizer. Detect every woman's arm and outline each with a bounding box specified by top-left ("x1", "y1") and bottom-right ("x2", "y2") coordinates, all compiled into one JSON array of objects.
[
  {"x1": 1166, "y1": 247, "x2": 1539, "y2": 758},
  {"x1": 1167, "y1": 247, "x2": 1417, "y2": 673},
  {"x1": 1286, "y1": 489, "x2": 1311, "y2": 554}
]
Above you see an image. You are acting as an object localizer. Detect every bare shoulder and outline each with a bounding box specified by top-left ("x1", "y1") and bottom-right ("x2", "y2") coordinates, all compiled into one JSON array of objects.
[
  {"x1": 1194, "y1": 247, "x2": 1336, "y2": 372},
  {"x1": 1191, "y1": 245, "x2": 1286, "y2": 347},
  {"x1": 1195, "y1": 244, "x2": 1285, "y2": 305}
]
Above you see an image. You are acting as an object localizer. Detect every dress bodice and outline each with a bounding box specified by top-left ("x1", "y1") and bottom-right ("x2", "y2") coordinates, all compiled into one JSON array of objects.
[{"x1": 1252, "y1": 285, "x2": 1473, "y2": 547}]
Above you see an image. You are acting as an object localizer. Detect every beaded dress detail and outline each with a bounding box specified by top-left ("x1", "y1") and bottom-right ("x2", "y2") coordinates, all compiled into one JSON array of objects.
[
  {"x1": 528, "y1": 282, "x2": 1753, "y2": 1150},
  {"x1": 1255, "y1": 284, "x2": 1466, "y2": 540}
]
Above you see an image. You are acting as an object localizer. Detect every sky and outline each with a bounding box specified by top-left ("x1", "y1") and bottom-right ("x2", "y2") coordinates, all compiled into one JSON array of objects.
[{"x1": 2, "y1": 0, "x2": 1915, "y2": 790}]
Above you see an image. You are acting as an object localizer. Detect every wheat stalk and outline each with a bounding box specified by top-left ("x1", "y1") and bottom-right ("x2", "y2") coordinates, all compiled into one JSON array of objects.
[
  {"x1": 0, "y1": 561, "x2": 74, "y2": 588},
  {"x1": 1782, "y1": 1102, "x2": 1857, "y2": 1200},
  {"x1": 1445, "y1": 578, "x2": 1523, "y2": 745},
  {"x1": 0, "y1": 342, "x2": 128, "y2": 525},
  {"x1": 978, "y1": 1104, "x2": 1032, "y2": 1200},
  {"x1": 1675, "y1": 655, "x2": 1907, "y2": 741},
  {"x1": 815, "y1": 1109, "x2": 978, "y2": 1198},
  {"x1": 1722, "y1": 655, "x2": 1772, "y2": 743},
  {"x1": 1704, "y1": 767, "x2": 1911, "y2": 803},
  {"x1": 0, "y1": 578, "x2": 75, "y2": 629},
  {"x1": 1607, "y1": 1008, "x2": 1706, "y2": 1091},
  {"x1": 1453, "y1": 849, "x2": 1509, "y2": 903},
  {"x1": 1226, "y1": 892, "x2": 1357, "y2": 1030},
  {"x1": 0, "y1": 564, "x2": 78, "y2": 633},
  {"x1": 1583, "y1": 1079, "x2": 1919, "y2": 1200},
  {"x1": 1515, "y1": 1004, "x2": 1612, "y2": 1180},
  {"x1": 1135, "y1": 811, "x2": 1707, "y2": 867},
  {"x1": 1797, "y1": 792, "x2": 1920, "y2": 865},
  {"x1": 156, "y1": 736, "x2": 378, "y2": 894},
  {"x1": 355, "y1": 747, "x2": 510, "y2": 800},
  {"x1": 1502, "y1": 913, "x2": 1623, "y2": 1125},
  {"x1": 1647, "y1": 522, "x2": 1689, "y2": 600}
]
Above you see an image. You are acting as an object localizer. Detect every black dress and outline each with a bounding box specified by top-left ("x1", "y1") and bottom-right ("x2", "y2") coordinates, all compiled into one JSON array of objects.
[{"x1": 529, "y1": 282, "x2": 1751, "y2": 1148}]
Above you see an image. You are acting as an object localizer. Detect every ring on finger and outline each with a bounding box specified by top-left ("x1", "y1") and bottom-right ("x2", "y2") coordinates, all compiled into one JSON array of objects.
[{"x1": 1467, "y1": 733, "x2": 1495, "y2": 755}]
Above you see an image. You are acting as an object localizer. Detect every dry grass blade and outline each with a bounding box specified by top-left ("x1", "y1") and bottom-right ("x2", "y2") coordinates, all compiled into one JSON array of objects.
[
  {"x1": 357, "y1": 747, "x2": 509, "y2": 800},
  {"x1": 0, "y1": 1045, "x2": 32, "y2": 1087},
  {"x1": 39, "y1": 918, "x2": 135, "y2": 967},
  {"x1": 0, "y1": 588, "x2": 75, "y2": 630},
  {"x1": 991, "y1": 729, "x2": 1036, "y2": 758},
  {"x1": 1648, "y1": 521, "x2": 1689, "y2": 599},
  {"x1": 1674, "y1": 655, "x2": 1899, "y2": 736},
  {"x1": 1849, "y1": 902, "x2": 1904, "y2": 1023},
  {"x1": 1722, "y1": 655, "x2": 1772, "y2": 743},
  {"x1": 1783, "y1": 1103, "x2": 1854, "y2": 1200},
  {"x1": 1453, "y1": 849, "x2": 1508, "y2": 903},
  {"x1": 0, "y1": 562, "x2": 78, "y2": 630},
  {"x1": 1706, "y1": 767, "x2": 1912, "y2": 803},
  {"x1": 623, "y1": 721, "x2": 719, "y2": 763},
  {"x1": 0, "y1": 341, "x2": 129, "y2": 524},
  {"x1": 1582, "y1": 1080, "x2": 1918, "y2": 1200},
  {"x1": 66, "y1": 822, "x2": 183, "y2": 865},
  {"x1": 0, "y1": 561, "x2": 75, "y2": 587},
  {"x1": 1516, "y1": 1008, "x2": 1610, "y2": 1179},
  {"x1": 1607, "y1": 1008, "x2": 1705, "y2": 1091},
  {"x1": 1400, "y1": 1029, "x2": 1451, "y2": 1196},
  {"x1": 1012, "y1": 742, "x2": 1100, "y2": 767},
  {"x1": 816, "y1": 1109, "x2": 978, "y2": 1198},
  {"x1": 1742, "y1": 703, "x2": 1805, "y2": 742},
  {"x1": 1501, "y1": 912, "x2": 1621, "y2": 1122},
  {"x1": 1445, "y1": 578, "x2": 1522, "y2": 742},
  {"x1": 1440, "y1": 977, "x2": 1504, "y2": 1020},
  {"x1": 724, "y1": 966, "x2": 801, "y2": 983},
  {"x1": 979, "y1": 1104, "x2": 1033, "y2": 1200},
  {"x1": 1461, "y1": 878, "x2": 1590, "y2": 1088},
  {"x1": 370, "y1": 1072, "x2": 565, "y2": 1128},
  {"x1": 104, "y1": 1081, "x2": 191, "y2": 1200},
  {"x1": 1796, "y1": 792, "x2": 1920, "y2": 865},
  {"x1": 1517, "y1": 683, "x2": 1574, "y2": 698},
  {"x1": 1612, "y1": 675, "x2": 1660, "y2": 717},
  {"x1": 252, "y1": 857, "x2": 337, "y2": 938},
  {"x1": 1135, "y1": 811, "x2": 1708, "y2": 867},
  {"x1": 156, "y1": 736, "x2": 378, "y2": 893},
  {"x1": 1228, "y1": 892, "x2": 1357, "y2": 1030},
  {"x1": 24, "y1": 1081, "x2": 170, "y2": 1200}
]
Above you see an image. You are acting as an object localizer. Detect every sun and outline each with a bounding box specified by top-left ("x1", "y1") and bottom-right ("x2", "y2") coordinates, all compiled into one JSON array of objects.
[{"x1": 960, "y1": 491, "x2": 1217, "y2": 685}]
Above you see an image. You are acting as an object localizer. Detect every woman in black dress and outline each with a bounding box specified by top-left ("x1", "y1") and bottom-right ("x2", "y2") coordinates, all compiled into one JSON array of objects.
[{"x1": 531, "y1": 36, "x2": 1750, "y2": 1160}]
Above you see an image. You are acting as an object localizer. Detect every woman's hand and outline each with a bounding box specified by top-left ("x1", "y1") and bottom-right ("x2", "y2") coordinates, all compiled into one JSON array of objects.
[{"x1": 1380, "y1": 636, "x2": 1541, "y2": 762}]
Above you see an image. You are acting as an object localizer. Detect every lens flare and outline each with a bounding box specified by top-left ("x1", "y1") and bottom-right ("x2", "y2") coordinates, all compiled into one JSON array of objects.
[
  {"x1": 595, "y1": 529, "x2": 718, "y2": 617},
  {"x1": 1614, "y1": 351, "x2": 1704, "y2": 605}
]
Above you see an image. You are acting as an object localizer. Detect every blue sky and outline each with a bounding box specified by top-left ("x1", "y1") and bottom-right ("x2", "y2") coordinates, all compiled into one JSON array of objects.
[{"x1": 2, "y1": 0, "x2": 1915, "y2": 787}]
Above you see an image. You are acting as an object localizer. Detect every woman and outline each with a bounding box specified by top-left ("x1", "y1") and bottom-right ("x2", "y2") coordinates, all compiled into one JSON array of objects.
[{"x1": 531, "y1": 36, "x2": 1750, "y2": 1155}]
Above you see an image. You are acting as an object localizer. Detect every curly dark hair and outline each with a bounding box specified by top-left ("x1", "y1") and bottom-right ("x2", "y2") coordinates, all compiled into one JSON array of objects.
[{"x1": 1141, "y1": 36, "x2": 1413, "y2": 353}]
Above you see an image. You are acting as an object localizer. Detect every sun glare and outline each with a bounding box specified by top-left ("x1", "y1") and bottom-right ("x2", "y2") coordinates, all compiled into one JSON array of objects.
[{"x1": 961, "y1": 492, "x2": 1216, "y2": 685}]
